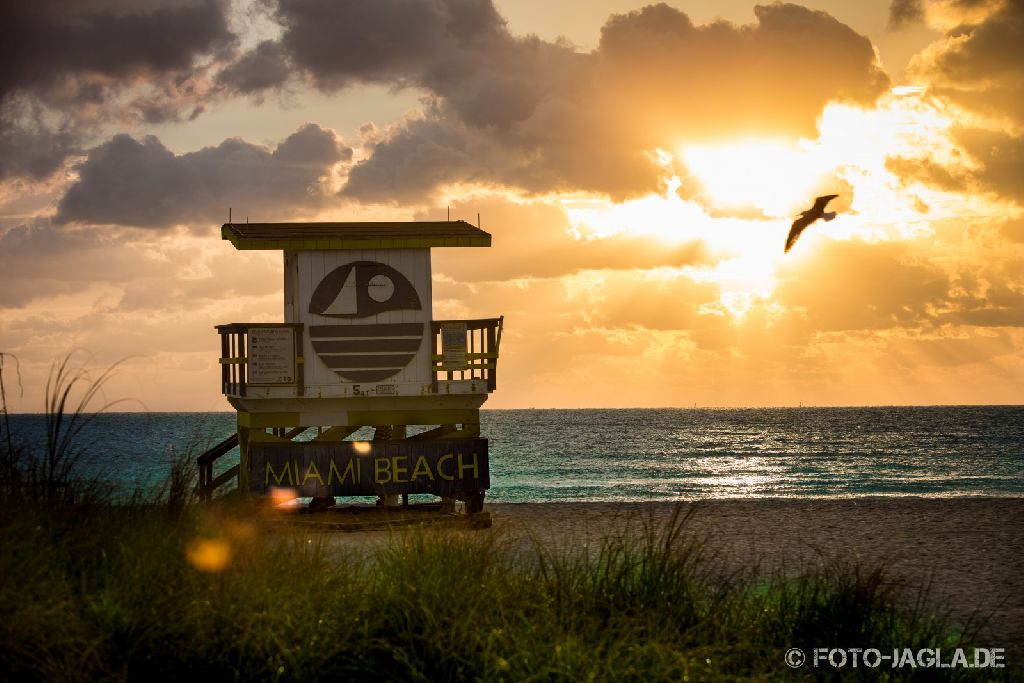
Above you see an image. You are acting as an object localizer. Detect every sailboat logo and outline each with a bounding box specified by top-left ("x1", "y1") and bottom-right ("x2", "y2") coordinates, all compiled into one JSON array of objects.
[{"x1": 307, "y1": 261, "x2": 424, "y2": 382}]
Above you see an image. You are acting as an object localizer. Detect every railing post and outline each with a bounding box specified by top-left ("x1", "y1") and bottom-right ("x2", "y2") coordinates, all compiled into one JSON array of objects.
[
  {"x1": 431, "y1": 322, "x2": 439, "y2": 394},
  {"x1": 238, "y1": 329, "x2": 247, "y2": 397},
  {"x1": 487, "y1": 321, "x2": 497, "y2": 391},
  {"x1": 294, "y1": 324, "x2": 304, "y2": 397},
  {"x1": 220, "y1": 331, "x2": 229, "y2": 395}
]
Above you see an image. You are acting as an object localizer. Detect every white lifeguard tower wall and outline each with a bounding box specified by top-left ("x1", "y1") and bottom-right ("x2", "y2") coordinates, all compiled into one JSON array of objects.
[{"x1": 283, "y1": 248, "x2": 433, "y2": 396}]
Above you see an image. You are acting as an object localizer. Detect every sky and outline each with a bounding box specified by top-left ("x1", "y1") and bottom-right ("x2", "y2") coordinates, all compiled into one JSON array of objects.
[{"x1": 1, "y1": 0, "x2": 1022, "y2": 411}]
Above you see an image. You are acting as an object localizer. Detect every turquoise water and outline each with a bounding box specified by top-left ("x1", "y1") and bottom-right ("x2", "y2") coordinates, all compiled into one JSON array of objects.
[{"x1": 5, "y1": 407, "x2": 1023, "y2": 501}]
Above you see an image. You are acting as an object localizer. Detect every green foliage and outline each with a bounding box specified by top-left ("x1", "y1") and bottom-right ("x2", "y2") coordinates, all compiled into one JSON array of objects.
[
  {"x1": 0, "y1": 351, "x2": 134, "y2": 507},
  {"x1": 0, "y1": 500, "x2": 1006, "y2": 682}
]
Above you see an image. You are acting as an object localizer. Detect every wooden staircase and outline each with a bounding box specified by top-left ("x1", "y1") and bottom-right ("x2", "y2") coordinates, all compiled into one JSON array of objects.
[{"x1": 196, "y1": 433, "x2": 239, "y2": 502}]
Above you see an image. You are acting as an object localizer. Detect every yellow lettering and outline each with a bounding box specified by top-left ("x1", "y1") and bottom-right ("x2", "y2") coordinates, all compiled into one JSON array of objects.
[
  {"x1": 410, "y1": 456, "x2": 434, "y2": 481},
  {"x1": 374, "y1": 457, "x2": 392, "y2": 483},
  {"x1": 303, "y1": 461, "x2": 324, "y2": 485},
  {"x1": 437, "y1": 453, "x2": 455, "y2": 481},
  {"x1": 265, "y1": 460, "x2": 294, "y2": 486},
  {"x1": 344, "y1": 458, "x2": 358, "y2": 484},
  {"x1": 458, "y1": 452, "x2": 479, "y2": 479},
  {"x1": 392, "y1": 456, "x2": 409, "y2": 483},
  {"x1": 328, "y1": 458, "x2": 358, "y2": 485}
]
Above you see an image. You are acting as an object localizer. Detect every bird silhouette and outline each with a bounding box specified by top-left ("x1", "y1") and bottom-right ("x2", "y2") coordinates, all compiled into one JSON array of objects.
[{"x1": 785, "y1": 194, "x2": 838, "y2": 252}]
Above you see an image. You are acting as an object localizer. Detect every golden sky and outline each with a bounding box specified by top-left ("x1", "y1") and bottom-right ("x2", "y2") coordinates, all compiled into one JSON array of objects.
[{"x1": 1, "y1": 0, "x2": 1022, "y2": 409}]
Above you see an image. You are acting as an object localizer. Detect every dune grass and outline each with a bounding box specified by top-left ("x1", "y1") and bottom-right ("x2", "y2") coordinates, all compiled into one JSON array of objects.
[
  {"x1": 0, "y1": 498, "x2": 1006, "y2": 682},
  {"x1": 0, "y1": 354, "x2": 1008, "y2": 680}
]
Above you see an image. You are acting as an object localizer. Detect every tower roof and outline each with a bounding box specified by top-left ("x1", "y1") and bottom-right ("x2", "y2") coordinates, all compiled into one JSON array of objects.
[{"x1": 222, "y1": 220, "x2": 491, "y2": 250}]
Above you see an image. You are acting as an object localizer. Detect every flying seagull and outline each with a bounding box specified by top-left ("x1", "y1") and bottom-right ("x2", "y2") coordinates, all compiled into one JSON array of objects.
[{"x1": 785, "y1": 194, "x2": 839, "y2": 252}]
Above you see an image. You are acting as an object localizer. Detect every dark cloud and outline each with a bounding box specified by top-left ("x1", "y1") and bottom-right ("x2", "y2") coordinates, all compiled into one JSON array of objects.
[
  {"x1": 55, "y1": 124, "x2": 351, "y2": 228},
  {"x1": 889, "y1": 0, "x2": 925, "y2": 28},
  {"x1": 0, "y1": 216, "x2": 283, "y2": 312},
  {"x1": 275, "y1": 0, "x2": 508, "y2": 90},
  {"x1": 0, "y1": 0, "x2": 235, "y2": 181},
  {"x1": 216, "y1": 40, "x2": 293, "y2": 95},
  {"x1": 0, "y1": 98, "x2": 78, "y2": 181},
  {"x1": 597, "y1": 3, "x2": 888, "y2": 138},
  {"x1": 342, "y1": 110, "x2": 505, "y2": 203},
  {"x1": 0, "y1": 0, "x2": 233, "y2": 97},
  {"x1": 266, "y1": 0, "x2": 889, "y2": 202}
]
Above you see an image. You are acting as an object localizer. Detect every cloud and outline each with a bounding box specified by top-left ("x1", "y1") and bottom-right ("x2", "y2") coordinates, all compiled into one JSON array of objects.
[
  {"x1": 0, "y1": 218, "x2": 279, "y2": 312},
  {"x1": 951, "y1": 128, "x2": 1024, "y2": 202},
  {"x1": 0, "y1": 1, "x2": 233, "y2": 97},
  {"x1": 55, "y1": 124, "x2": 351, "y2": 228},
  {"x1": 274, "y1": 0, "x2": 507, "y2": 89},
  {"x1": 1001, "y1": 217, "x2": 1024, "y2": 242},
  {"x1": 774, "y1": 239, "x2": 951, "y2": 331},
  {"x1": 909, "y1": 0, "x2": 1024, "y2": 126},
  {"x1": 0, "y1": 97, "x2": 78, "y2": 181},
  {"x1": 887, "y1": 126, "x2": 1024, "y2": 203},
  {"x1": 0, "y1": 220, "x2": 133, "y2": 306},
  {"x1": 215, "y1": 40, "x2": 293, "y2": 95},
  {"x1": 889, "y1": 0, "x2": 926, "y2": 27},
  {"x1": 425, "y1": 197, "x2": 714, "y2": 282},
  {"x1": 263, "y1": 0, "x2": 889, "y2": 203},
  {"x1": 0, "y1": 0, "x2": 235, "y2": 181},
  {"x1": 887, "y1": 0, "x2": 1024, "y2": 208}
]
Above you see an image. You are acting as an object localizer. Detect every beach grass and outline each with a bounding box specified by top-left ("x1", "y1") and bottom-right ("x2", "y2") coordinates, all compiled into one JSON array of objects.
[
  {"x1": 0, "y1": 497, "x2": 1005, "y2": 681},
  {"x1": 0, "y1": 354, "x2": 1009, "y2": 681}
]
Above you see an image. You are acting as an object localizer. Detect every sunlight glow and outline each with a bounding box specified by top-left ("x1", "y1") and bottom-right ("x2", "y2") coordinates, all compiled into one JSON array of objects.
[
  {"x1": 681, "y1": 139, "x2": 821, "y2": 217},
  {"x1": 559, "y1": 92, "x2": 985, "y2": 320}
]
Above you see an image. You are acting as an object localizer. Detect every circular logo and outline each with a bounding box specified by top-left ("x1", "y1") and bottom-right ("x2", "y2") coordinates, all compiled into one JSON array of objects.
[
  {"x1": 784, "y1": 648, "x2": 806, "y2": 669},
  {"x1": 308, "y1": 261, "x2": 424, "y2": 383}
]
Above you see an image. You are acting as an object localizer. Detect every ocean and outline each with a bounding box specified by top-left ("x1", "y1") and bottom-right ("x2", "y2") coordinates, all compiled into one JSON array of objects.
[{"x1": 4, "y1": 407, "x2": 1023, "y2": 502}]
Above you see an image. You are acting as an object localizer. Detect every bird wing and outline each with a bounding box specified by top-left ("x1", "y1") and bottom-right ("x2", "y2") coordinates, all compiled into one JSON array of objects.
[
  {"x1": 785, "y1": 214, "x2": 813, "y2": 252},
  {"x1": 811, "y1": 194, "x2": 839, "y2": 213}
]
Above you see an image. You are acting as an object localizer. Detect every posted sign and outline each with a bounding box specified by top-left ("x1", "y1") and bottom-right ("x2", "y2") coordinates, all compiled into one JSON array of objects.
[
  {"x1": 247, "y1": 327, "x2": 296, "y2": 385},
  {"x1": 249, "y1": 438, "x2": 489, "y2": 497},
  {"x1": 441, "y1": 322, "x2": 468, "y2": 370}
]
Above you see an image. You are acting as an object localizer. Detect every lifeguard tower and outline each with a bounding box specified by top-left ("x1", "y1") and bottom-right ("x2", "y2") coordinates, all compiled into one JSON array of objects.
[{"x1": 199, "y1": 221, "x2": 501, "y2": 514}]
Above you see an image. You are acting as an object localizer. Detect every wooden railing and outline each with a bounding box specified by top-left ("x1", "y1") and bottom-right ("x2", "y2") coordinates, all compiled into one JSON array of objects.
[
  {"x1": 216, "y1": 323, "x2": 304, "y2": 397},
  {"x1": 431, "y1": 317, "x2": 503, "y2": 391},
  {"x1": 217, "y1": 318, "x2": 503, "y2": 396},
  {"x1": 196, "y1": 433, "x2": 239, "y2": 502}
]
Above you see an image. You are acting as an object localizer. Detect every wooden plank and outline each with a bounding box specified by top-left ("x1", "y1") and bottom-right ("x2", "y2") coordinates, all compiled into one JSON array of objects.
[
  {"x1": 346, "y1": 408, "x2": 479, "y2": 426},
  {"x1": 248, "y1": 430, "x2": 296, "y2": 443},
  {"x1": 196, "y1": 433, "x2": 239, "y2": 466},
  {"x1": 210, "y1": 464, "x2": 240, "y2": 491},
  {"x1": 237, "y1": 411, "x2": 301, "y2": 428},
  {"x1": 313, "y1": 426, "x2": 360, "y2": 442},
  {"x1": 223, "y1": 221, "x2": 491, "y2": 251}
]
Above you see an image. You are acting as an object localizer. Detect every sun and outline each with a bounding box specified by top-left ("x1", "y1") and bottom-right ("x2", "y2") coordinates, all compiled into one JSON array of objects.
[
  {"x1": 680, "y1": 138, "x2": 825, "y2": 218},
  {"x1": 558, "y1": 93, "x2": 971, "y2": 321}
]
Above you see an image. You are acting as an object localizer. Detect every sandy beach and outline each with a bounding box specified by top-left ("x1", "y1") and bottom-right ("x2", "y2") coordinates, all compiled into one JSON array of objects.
[{"x1": 323, "y1": 497, "x2": 1024, "y2": 657}]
